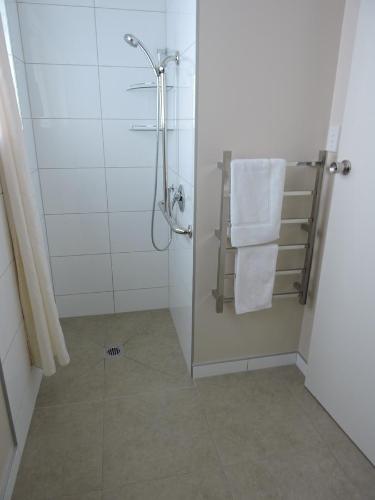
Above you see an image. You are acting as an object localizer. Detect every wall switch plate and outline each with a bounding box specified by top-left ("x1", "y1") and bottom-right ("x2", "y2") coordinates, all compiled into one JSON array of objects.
[{"x1": 326, "y1": 125, "x2": 341, "y2": 152}]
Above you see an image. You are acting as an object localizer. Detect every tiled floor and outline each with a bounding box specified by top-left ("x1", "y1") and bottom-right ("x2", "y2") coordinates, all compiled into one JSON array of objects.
[{"x1": 13, "y1": 309, "x2": 375, "y2": 499}]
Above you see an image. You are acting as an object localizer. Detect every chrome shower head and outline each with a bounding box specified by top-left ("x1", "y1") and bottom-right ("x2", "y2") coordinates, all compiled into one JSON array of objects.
[
  {"x1": 124, "y1": 33, "x2": 139, "y2": 48},
  {"x1": 123, "y1": 33, "x2": 158, "y2": 76}
]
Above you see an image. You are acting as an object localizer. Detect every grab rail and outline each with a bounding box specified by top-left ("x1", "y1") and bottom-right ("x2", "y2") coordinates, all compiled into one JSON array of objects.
[{"x1": 158, "y1": 201, "x2": 193, "y2": 238}]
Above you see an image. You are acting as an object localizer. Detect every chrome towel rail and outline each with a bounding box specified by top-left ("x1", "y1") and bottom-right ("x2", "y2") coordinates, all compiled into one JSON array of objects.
[{"x1": 213, "y1": 150, "x2": 334, "y2": 313}]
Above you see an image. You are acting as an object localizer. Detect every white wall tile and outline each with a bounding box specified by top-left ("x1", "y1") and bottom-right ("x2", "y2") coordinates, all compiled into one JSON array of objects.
[
  {"x1": 106, "y1": 167, "x2": 161, "y2": 212},
  {"x1": 56, "y1": 291, "x2": 114, "y2": 318},
  {"x1": 0, "y1": 196, "x2": 13, "y2": 277},
  {"x1": 112, "y1": 251, "x2": 168, "y2": 290},
  {"x1": 51, "y1": 254, "x2": 112, "y2": 294},
  {"x1": 18, "y1": 3, "x2": 97, "y2": 65},
  {"x1": 46, "y1": 213, "x2": 110, "y2": 256},
  {"x1": 103, "y1": 120, "x2": 157, "y2": 167},
  {"x1": 176, "y1": 43, "x2": 195, "y2": 119},
  {"x1": 95, "y1": 8, "x2": 165, "y2": 66},
  {"x1": 13, "y1": 58, "x2": 31, "y2": 118},
  {"x1": 95, "y1": 0, "x2": 165, "y2": 11},
  {"x1": 0, "y1": 264, "x2": 23, "y2": 362},
  {"x1": 3, "y1": 324, "x2": 32, "y2": 421},
  {"x1": 26, "y1": 64, "x2": 101, "y2": 118},
  {"x1": 4, "y1": 1, "x2": 23, "y2": 60},
  {"x1": 115, "y1": 287, "x2": 168, "y2": 313},
  {"x1": 22, "y1": 119, "x2": 37, "y2": 172},
  {"x1": 177, "y1": 119, "x2": 194, "y2": 185},
  {"x1": 109, "y1": 211, "x2": 168, "y2": 252},
  {"x1": 100, "y1": 67, "x2": 156, "y2": 119},
  {"x1": 166, "y1": 0, "x2": 196, "y2": 53},
  {"x1": 33, "y1": 119, "x2": 104, "y2": 169},
  {"x1": 40, "y1": 168, "x2": 107, "y2": 214}
]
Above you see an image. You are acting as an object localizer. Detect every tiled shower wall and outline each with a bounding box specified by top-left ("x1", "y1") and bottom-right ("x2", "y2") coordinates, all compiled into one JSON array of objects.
[
  {"x1": 166, "y1": 0, "x2": 196, "y2": 366},
  {"x1": 17, "y1": 0, "x2": 171, "y2": 317}
]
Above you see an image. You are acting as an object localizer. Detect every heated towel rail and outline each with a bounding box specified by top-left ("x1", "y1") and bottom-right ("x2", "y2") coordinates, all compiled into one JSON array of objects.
[{"x1": 212, "y1": 150, "x2": 335, "y2": 313}]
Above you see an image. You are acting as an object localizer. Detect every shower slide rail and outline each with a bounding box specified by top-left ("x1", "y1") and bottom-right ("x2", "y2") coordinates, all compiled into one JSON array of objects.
[{"x1": 213, "y1": 149, "x2": 334, "y2": 313}]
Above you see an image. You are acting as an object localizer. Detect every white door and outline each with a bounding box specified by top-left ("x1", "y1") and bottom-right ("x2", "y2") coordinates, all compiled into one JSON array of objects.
[{"x1": 306, "y1": 0, "x2": 375, "y2": 464}]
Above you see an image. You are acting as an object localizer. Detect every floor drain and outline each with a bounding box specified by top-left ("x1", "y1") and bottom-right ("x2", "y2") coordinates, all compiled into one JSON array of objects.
[{"x1": 104, "y1": 344, "x2": 124, "y2": 359}]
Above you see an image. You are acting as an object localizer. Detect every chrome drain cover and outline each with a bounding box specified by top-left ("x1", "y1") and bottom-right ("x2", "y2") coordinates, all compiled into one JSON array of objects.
[{"x1": 104, "y1": 344, "x2": 124, "y2": 359}]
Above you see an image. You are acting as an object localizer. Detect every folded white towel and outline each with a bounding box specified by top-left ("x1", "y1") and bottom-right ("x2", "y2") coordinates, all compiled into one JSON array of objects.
[
  {"x1": 230, "y1": 159, "x2": 286, "y2": 247},
  {"x1": 234, "y1": 244, "x2": 278, "y2": 314},
  {"x1": 230, "y1": 158, "x2": 286, "y2": 314}
]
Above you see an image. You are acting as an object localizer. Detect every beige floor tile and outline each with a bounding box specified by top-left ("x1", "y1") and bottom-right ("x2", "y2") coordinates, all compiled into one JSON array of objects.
[
  {"x1": 13, "y1": 401, "x2": 103, "y2": 499},
  {"x1": 102, "y1": 467, "x2": 232, "y2": 500},
  {"x1": 61, "y1": 315, "x2": 109, "y2": 348},
  {"x1": 225, "y1": 446, "x2": 361, "y2": 500},
  {"x1": 37, "y1": 355, "x2": 104, "y2": 407},
  {"x1": 15, "y1": 316, "x2": 374, "y2": 500},
  {"x1": 328, "y1": 439, "x2": 375, "y2": 499},
  {"x1": 102, "y1": 388, "x2": 220, "y2": 489},
  {"x1": 104, "y1": 319, "x2": 192, "y2": 399},
  {"x1": 201, "y1": 371, "x2": 324, "y2": 466},
  {"x1": 104, "y1": 355, "x2": 191, "y2": 399},
  {"x1": 196, "y1": 369, "x2": 293, "y2": 416},
  {"x1": 104, "y1": 309, "x2": 175, "y2": 346}
]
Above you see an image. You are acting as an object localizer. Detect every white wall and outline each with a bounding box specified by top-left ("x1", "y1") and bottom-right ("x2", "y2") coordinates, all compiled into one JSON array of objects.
[
  {"x1": 17, "y1": 0, "x2": 170, "y2": 317},
  {"x1": 0, "y1": 3, "x2": 42, "y2": 497},
  {"x1": 166, "y1": 0, "x2": 196, "y2": 369},
  {"x1": 193, "y1": 0, "x2": 345, "y2": 365}
]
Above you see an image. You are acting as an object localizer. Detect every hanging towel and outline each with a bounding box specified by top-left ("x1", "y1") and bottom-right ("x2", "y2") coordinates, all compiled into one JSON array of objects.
[
  {"x1": 234, "y1": 244, "x2": 279, "y2": 314},
  {"x1": 230, "y1": 159, "x2": 286, "y2": 247},
  {"x1": 230, "y1": 159, "x2": 286, "y2": 314}
]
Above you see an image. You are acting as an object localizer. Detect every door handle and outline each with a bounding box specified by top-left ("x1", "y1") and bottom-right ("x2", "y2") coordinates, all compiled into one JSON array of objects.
[{"x1": 328, "y1": 160, "x2": 351, "y2": 175}]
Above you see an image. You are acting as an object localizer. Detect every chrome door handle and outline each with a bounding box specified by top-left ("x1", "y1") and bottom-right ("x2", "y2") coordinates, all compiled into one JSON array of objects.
[{"x1": 328, "y1": 160, "x2": 351, "y2": 175}]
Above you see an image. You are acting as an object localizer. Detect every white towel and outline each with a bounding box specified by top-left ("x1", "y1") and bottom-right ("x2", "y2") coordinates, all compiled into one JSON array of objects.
[
  {"x1": 234, "y1": 244, "x2": 278, "y2": 314},
  {"x1": 230, "y1": 159, "x2": 286, "y2": 247},
  {"x1": 230, "y1": 158, "x2": 286, "y2": 314}
]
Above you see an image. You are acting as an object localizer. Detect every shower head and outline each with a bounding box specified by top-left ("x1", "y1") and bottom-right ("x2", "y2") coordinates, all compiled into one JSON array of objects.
[
  {"x1": 123, "y1": 33, "x2": 158, "y2": 76},
  {"x1": 124, "y1": 33, "x2": 139, "y2": 48}
]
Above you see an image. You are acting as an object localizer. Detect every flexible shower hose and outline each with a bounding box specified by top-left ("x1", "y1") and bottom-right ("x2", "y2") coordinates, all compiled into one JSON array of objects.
[{"x1": 151, "y1": 74, "x2": 172, "y2": 251}]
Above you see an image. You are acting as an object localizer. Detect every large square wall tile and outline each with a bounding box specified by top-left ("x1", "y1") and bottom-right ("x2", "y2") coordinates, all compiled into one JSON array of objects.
[
  {"x1": 46, "y1": 213, "x2": 110, "y2": 256},
  {"x1": 112, "y1": 251, "x2": 168, "y2": 290},
  {"x1": 40, "y1": 168, "x2": 107, "y2": 214},
  {"x1": 19, "y1": 3, "x2": 97, "y2": 64},
  {"x1": 33, "y1": 119, "x2": 104, "y2": 169},
  {"x1": 26, "y1": 64, "x2": 101, "y2": 118},
  {"x1": 51, "y1": 254, "x2": 113, "y2": 294},
  {"x1": 95, "y1": 8, "x2": 165, "y2": 66}
]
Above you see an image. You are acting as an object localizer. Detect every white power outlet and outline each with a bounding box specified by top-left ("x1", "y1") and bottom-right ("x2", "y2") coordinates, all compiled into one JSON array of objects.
[{"x1": 326, "y1": 125, "x2": 341, "y2": 152}]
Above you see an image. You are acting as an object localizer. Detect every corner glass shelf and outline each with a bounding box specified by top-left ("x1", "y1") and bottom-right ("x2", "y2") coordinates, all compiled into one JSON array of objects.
[
  {"x1": 129, "y1": 124, "x2": 175, "y2": 131},
  {"x1": 126, "y1": 81, "x2": 174, "y2": 91}
]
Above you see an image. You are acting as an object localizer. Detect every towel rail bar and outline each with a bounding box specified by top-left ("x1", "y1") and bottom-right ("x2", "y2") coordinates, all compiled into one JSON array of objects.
[{"x1": 213, "y1": 150, "x2": 334, "y2": 313}]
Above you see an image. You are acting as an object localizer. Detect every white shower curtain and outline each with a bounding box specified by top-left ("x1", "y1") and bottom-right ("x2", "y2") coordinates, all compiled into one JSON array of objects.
[{"x1": 0, "y1": 19, "x2": 69, "y2": 376}]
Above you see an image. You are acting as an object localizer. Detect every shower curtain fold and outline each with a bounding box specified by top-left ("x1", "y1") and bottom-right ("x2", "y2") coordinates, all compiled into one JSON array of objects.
[{"x1": 0, "y1": 19, "x2": 69, "y2": 376}]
